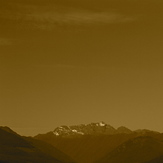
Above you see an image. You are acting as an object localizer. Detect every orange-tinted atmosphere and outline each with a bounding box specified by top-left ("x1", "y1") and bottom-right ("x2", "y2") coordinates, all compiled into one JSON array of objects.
[{"x1": 0, "y1": 0, "x2": 163, "y2": 136}]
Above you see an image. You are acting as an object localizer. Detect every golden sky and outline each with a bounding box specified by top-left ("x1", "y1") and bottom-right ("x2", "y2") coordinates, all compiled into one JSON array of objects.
[{"x1": 0, "y1": 0, "x2": 163, "y2": 136}]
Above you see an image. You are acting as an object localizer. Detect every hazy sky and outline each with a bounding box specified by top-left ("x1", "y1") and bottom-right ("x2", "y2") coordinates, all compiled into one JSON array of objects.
[{"x1": 0, "y1": 0, "x2": 163, "y2": 136}]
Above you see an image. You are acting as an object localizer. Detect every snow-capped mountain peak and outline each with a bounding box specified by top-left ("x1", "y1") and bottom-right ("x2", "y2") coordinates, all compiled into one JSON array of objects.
[
  {"x1": 53, "y1": 125, "x2": 85, "y2": 136},
  {"x1": 52, "y1": 122, "x2": 132, "y2": 137}
]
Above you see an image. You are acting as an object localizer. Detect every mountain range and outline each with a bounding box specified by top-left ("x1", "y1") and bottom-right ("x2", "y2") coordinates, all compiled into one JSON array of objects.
[
  {"x1": 51, "y1": 122, "x2": 132, "y2": 137},
  {"x1": 1, "y1": 122, "x2": 163, "y2": 163}
]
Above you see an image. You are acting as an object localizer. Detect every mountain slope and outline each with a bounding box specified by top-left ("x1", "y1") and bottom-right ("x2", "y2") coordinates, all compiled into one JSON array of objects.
[
  {"x1": 0, "y1": 126, "x2": 74, "y2": 163},
  {"x1": 34, "y1": 122, "x2": 162, "y2": 163},
  {"x1": 96, "y1": 136, "x2": 163, "y2": 163},
  {"x1": 143, "y1": 155, "x2": 163, "y2": 163},
  {"x1": 36, "y1": 134, "x2": 135, "y2": 163},
  {"x1": 24, "y1": 136, "x2": 75, "y2": 163}
]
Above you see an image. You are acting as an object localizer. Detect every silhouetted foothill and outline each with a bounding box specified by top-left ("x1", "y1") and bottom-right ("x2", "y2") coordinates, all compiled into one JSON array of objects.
[{"x1": 0, "y1": 127, "x2": 75, "y2": 163}]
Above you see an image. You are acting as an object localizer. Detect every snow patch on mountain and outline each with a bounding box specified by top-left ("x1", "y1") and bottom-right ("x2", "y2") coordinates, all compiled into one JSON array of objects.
[
  {"x1": 99, "y1": 122, "x2": 106, "y2": 126},
  {"x1": 53, "y1": 131, "x2": 59, "y2": 136},
  {"x1": 52, "y1": 122, "x2": 133, "y2": 137}
]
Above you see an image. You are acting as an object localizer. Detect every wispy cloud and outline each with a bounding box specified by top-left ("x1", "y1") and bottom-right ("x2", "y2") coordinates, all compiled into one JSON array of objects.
[
  {"x1": 25, "y1": 11, "x2": 135, "y2": 29},
  {"x1": 0, "y1": 1, "x2": 135, "y2": 31},
  {"x1": 35, "y1": 63, "x2": 111, "y2": 70}
]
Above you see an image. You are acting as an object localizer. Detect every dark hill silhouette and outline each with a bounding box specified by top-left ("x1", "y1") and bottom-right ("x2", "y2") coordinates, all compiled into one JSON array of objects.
[
  {"x1": 35, "y1": 134, "x2": 135, "y2": 163},
  {"x1": 143, "y1": 155, "x2": 163, "y2": 163},
  {"x1": 0, "y1": 127, "x2": 75, "y2": 163},
  {"x1": 24, "y1": 136, "x2": 75, "y2": 163},
  {"x1": 1, "y1": 123, "x2": 163, "y2": 163},
  {"x1": 96, "y1": 136, "x2": 163, "y2": 163}
]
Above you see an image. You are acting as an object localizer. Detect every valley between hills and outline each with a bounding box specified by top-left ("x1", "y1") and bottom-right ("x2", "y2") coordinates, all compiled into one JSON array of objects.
[{"x1": 1, "y1": 122, "x2": 163, "y2": 163}]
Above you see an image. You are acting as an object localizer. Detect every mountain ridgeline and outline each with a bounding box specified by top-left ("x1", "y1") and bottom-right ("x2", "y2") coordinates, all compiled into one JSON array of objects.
[
  {"x1": 51, "y1": 121, "x2": 132, "y2": 136},
  {"x1": 1, "y1": 122, "x2": 163, "y2": 163},
  {"x1": 34, "y1": 122, "x2": 163, "y2": 163}
]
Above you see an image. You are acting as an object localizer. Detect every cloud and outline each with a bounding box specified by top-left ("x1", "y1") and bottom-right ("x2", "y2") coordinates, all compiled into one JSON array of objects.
[
  {"x1": 26, "y1": 11, "x2": 135, "y2": 28},
  {"x1": 66, "y1": 12, "x2": 134, "y2": 24},
  {"x1": 35, "y1": 63, "x2": 110, "y2": 70},
  {"x1": 0, "y1": 2, "x2": 136, "y2": 30}
]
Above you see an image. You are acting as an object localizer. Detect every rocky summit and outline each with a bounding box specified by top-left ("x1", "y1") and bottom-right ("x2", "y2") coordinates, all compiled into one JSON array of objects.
[{"x1": 52, "y1": 122, "x2": 132, "y2": 137}]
